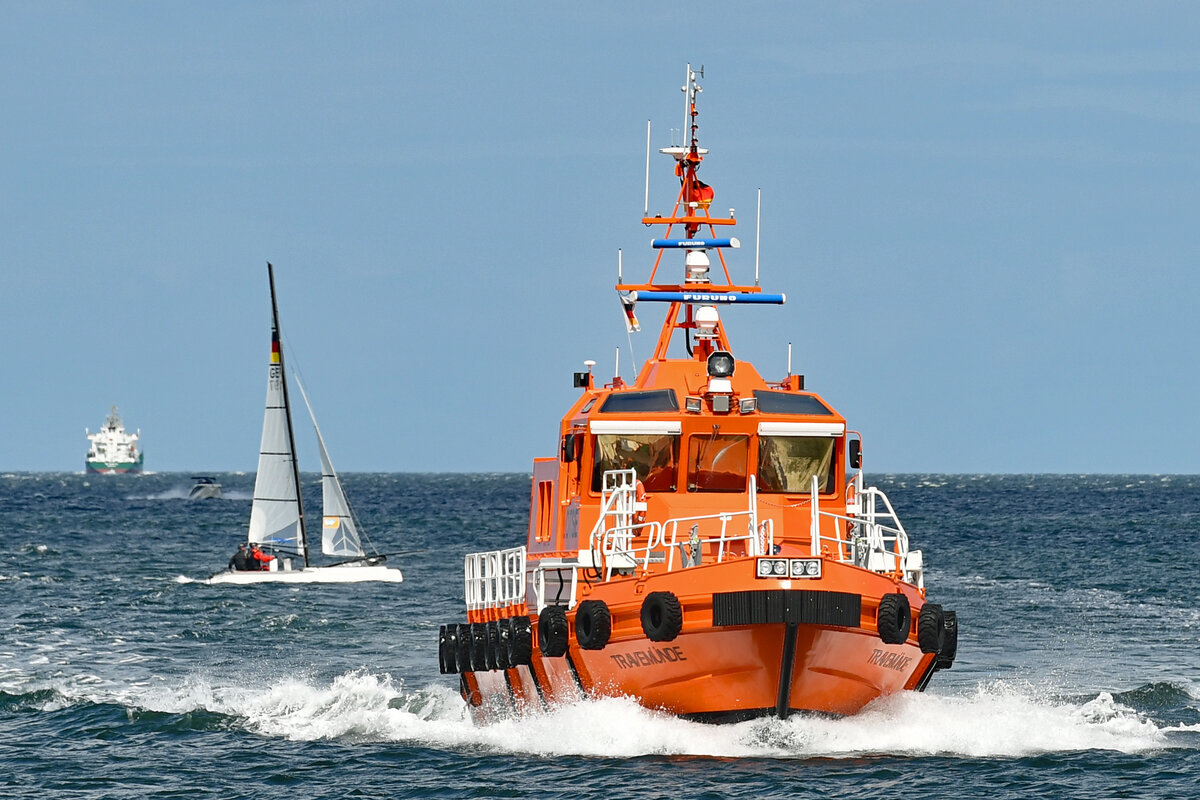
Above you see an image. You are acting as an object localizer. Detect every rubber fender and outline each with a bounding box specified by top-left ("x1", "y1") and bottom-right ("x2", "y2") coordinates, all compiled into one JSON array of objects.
[
  {"x1": 935, "y1": 610, "x2": 958, "y2": 670},
  {"x1": 495, "y1": 618, "x2": 512, "y2": 670},
  {"x1": 575, "y1": 599, "x2": 612, "y2": 650},
  {"x1": 508, "y1": 616, "x2": 534, "y2": 665},
  {"x1": 485, "y1": 620, "x2": 501, "y2": 671},
  {"x1": 470, "y1": 622, "x2": 490, "y2": 671},
  {"x1": 917, "y1": 603, "x2": 944, "y2": 654},
  {"x1": 641, "y1": 591, "x2": 683, "y2": 642},
  {"x1": 877, "y1": 593, "x2": 911, "y2": 645},
  {"x1": 538, "y1": 606, "x2": 570, "y2": 657},
  {"x1": 454, "y1": 623, "x2": 473, "y2": 674},
  {"x1": 438, "y1": 624, "x2": 458, "y2": 674}
]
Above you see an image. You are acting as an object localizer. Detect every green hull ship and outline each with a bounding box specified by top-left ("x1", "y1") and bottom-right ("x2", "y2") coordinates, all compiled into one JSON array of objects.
[{"x1": 85, "y1": 406, "x2": 143, "y2": 474}]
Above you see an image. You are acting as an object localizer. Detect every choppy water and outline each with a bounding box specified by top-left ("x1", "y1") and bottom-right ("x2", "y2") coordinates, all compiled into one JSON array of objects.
[{"x1": 2, "y1": 472, "x2": 1198, "y2": 798}]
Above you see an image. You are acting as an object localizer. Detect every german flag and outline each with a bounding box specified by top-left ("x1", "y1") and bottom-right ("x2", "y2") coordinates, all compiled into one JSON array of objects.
[{"x1": 271, "y1": 329, "x2": 281, "y2": 364}]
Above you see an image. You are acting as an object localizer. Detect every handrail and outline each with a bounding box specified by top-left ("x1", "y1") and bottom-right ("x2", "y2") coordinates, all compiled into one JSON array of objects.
[
  {"x1": 809, "y1": 472, "x2": 923, "y2": 588},
  {"x1": 464, "y1": 545, "x2": 527, "y2": 613},
  {"x1": 584, "y1": 470, "x2": 773, "y2": 580},
  {"x1": 523, "y1": 468, "x2": 921, "y2": 612}
]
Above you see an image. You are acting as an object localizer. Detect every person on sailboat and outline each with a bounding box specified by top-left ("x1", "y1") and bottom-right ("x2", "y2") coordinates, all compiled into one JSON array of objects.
[
  {"x1": 249, "y1": 543, "x2": 275, "y2": 571},
  {"x1": 228, "y1": 543, "x2": 251, "y2": 571}
]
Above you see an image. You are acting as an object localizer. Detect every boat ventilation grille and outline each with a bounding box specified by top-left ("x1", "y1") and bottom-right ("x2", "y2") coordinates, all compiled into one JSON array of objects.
[{"x1": 712, "y1": 590, "x2": 861, "y2": 628}]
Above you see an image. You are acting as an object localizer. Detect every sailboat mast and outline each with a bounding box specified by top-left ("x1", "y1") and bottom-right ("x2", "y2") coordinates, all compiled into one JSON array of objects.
[{"x1": 267, "y1": 262, "x2": 310, "y2": 568}]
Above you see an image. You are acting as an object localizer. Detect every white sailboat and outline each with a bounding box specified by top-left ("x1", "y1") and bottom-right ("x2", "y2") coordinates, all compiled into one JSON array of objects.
[{"x1": 207, "y1": 263, "x2": 403, "y2": 585}]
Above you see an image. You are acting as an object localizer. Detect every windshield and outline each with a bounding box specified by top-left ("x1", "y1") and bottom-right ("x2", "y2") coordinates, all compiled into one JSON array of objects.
[
  {"x1": 592, "y1": 434, "x2": 679, "y2": 492},
  {"x1": 687, "y1": 433, "x2": 748, "y2": 493},
  {"x1": 757, "y1": 436, "x2": 835, "y2": 493}
]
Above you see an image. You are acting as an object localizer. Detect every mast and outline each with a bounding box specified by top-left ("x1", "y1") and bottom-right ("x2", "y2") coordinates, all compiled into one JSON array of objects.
[
  {"x1": 267, "y1": 262, "x2": 309, "y2": 567},
  {"x1": 618, "y1": 66, "x2": 786, "y2": 380}
]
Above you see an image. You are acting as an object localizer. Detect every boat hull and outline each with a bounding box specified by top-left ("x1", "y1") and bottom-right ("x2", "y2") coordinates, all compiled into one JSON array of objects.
[
  {"x1": 455, "y1": 560, "x2": 939, "y2": 723},
  {"x1": 86, "y1": 453, "x2": 144, "y2": 475},
  {"x1": 206, "y1": 564, "x2": 403, "y2": 585},
  {"x1": 463, "y1": 627, "x2": 934, "y2": 722}
]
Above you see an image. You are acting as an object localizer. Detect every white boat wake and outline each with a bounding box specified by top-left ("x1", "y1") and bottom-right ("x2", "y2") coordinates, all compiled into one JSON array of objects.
[{"x1": 13, "y1": 669, "x2": 1190, "y2": 759}]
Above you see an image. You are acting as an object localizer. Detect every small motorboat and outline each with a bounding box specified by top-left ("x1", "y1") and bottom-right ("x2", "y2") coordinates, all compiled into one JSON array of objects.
[{"x1": 188, "y1": 476, "x2": 222, "y2": 500}]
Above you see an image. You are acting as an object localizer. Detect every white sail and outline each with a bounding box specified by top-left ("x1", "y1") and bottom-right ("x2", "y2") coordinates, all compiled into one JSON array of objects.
[
  {"x1": 294, "y1": 378, "x2": 366, "y2": 558},
  {"x1": 247, "y1": 327, "x2": 304, "y2": 553}
]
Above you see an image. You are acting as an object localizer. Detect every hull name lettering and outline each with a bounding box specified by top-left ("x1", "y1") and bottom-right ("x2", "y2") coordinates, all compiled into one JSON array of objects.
[
  {"x1": 868, "y1": 649, "x2": 913, "y2": 672},
  {"x1": 610, "y1": 645, "x2": 687, "y2": 669}
]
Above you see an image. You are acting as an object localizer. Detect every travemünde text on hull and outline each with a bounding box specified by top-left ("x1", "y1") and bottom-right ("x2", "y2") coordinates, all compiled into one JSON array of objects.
[{"x1": 437, "y1": 66, "x2": 958, "y2": 723}]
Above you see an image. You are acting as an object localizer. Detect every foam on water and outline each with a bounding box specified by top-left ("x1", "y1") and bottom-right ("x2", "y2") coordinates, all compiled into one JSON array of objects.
[
  {"x1": 126, "y1": 487, "x2": 251, "y2": 501},
  {"x1": 427, "y1": 683, "x2": 1177, "y2": 758},
  {"x1": 16, "y1": 668, "x2": 1183, "y2": 759}
]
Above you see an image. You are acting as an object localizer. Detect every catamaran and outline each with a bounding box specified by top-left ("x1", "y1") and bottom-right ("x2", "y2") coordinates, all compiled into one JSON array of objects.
[{"x1": 207, "y1": 263, "x2": 403, "y2": 585}]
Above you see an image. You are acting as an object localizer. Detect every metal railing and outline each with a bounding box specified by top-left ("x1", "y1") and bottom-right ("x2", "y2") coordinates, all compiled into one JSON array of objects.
[
  {"x1": 809, "y1": 472, "x2": 924, "y2": 588},
  {"x1": 464, "y1": 545, "x2": 527, "y2": 613},
  {"x1": 530, "y1": 556, "x2": 579, "y2": 613},
  {"x1": 584, "y1": 469, "x2": 774, "y2": 580},
  {"x1": 512, "y1": 468, "x2": 924, "y2": 615}
]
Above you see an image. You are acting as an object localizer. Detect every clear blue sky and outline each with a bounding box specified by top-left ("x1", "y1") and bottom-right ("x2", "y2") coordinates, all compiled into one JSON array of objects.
[{"x1": 2, "y1": 2, "x2": 1198, "y2": 474}]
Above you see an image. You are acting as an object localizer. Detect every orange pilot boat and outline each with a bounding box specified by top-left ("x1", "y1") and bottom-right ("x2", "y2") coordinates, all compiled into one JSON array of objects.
[{"x1": 438, "y1": 66, "x2": 958, "y2": 723}]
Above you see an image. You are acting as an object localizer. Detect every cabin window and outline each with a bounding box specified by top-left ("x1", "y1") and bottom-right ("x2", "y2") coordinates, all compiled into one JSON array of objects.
[
  {"x1": 753, "y1": 390, "x2": 834, "y2": 416},
  {"x1": 687, "y1": 433, "x2": 749, "y2": 493},
  {"x1": 591, "y1": 433, "x2": 678, "y2": 493},
  {"x1": 535, "y1": 480, "x2": 554, "y2": 542},
  {"x1": 757, "y1": 436, "x2": 836, "y2": 493},
  {"x1": 598, "y1": 390, "x2": 679, "y2": 413}
]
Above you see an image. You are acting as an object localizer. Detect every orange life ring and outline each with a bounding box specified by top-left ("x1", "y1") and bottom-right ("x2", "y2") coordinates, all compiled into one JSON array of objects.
[{"x1": 634, "y1": 480, "x2": 647, "y2": 525}]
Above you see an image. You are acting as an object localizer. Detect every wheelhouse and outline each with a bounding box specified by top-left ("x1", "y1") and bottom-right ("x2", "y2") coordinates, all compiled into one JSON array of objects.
[{"x1": 564, "y1": 381, "x2": 850, "y2": 503}]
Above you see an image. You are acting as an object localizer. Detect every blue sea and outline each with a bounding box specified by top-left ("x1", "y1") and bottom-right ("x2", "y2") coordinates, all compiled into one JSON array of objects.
[{"x1": 2, "y1": 472, "x2": 1198, "y2": 799}]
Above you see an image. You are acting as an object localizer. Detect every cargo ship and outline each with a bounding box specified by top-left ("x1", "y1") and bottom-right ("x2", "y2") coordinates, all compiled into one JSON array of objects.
[{"x1": 85, "y1": 406, "x2": 144, "y2": 474}]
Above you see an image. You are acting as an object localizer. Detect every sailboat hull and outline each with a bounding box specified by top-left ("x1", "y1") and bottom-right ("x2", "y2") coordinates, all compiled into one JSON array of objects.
[{"x1": 206, "y1": 564, "x2": 403, "y2": 585}]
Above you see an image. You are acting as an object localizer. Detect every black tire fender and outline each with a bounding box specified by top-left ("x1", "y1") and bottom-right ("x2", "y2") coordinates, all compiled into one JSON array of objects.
[
  {"x1": 538, "y1": 605, "x2": 570, "y2": 657},
  {"x1": 485, "y1": 620, "x2": 501, "y2": 671},
  {"x1": 641, "y1": 591, "x2": 683, "y2": 642},
  {"x1": 455, "y1": 623, "x2": 473, "y2": 674},
  {"x1": 935, "y1": 610, "x2": 958, "y2": 669},
  {"x1": 438, "y1": 624, "x2": 457, "y2": 674},
  {"x1": 495, "y1": 617, "x2": 513, "y2": 670},
  {"x1": 575, "y1": 599, "x2": 612, "y2": 650},
  {"x1": 508, "y1": 615, "x2": 534, "y2": 666},
  {"x1": 877, "y1": 593, "x2": 911, "y2": 645},
  {"x1": 470, "y1": 622, "x2": 489, "y2": 671},
  {"x1": 918, "y1": 603, "x2": 944, "y2": 654}
]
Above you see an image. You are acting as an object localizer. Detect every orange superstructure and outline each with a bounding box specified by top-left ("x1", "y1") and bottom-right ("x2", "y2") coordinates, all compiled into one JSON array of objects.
[{"x1": 437, "y1": 66, "x2": 958, "y2": 723}]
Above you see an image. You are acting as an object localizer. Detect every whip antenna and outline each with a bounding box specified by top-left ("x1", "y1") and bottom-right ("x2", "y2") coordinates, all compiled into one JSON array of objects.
[
  {"x1": 644, "y1": 121, "x2": 652, "y2": 216},
  {"x1": 755, "y1": 189, "x2": 762, "y2": 286}
]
